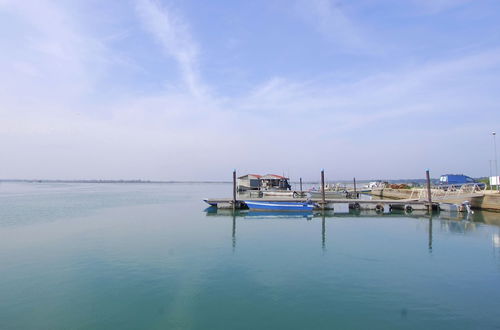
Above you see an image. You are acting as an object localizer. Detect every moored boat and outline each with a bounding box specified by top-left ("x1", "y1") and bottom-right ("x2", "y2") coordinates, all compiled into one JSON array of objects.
[
  {"x1": 307, "y1": 183, "x2": 349, "y2": 199},
  {"x1": 262, "y1": 190, "x2": 299, "y2": 198},
  {"x1": 244, "y1": 200, "x2": 315, "y2": 212},
  {"x1": 203, "y1": 199, "x2": 217, "y2": 207},
  {"x1": 307, "y1": 190, "x2": 348, "y2": 198}
]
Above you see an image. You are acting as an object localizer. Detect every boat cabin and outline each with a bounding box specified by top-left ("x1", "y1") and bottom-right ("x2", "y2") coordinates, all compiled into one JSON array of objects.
[
  {"x1": 260, "y1": 174, "x2": 291, "y2": 191},
  {"x1": 237, "y1": 174, "x2": 262, "y2": 191},
  {"x1": 439, "y1": 174, "x2": 476, "y2": 185},
  {"x1": 438, "y1": 174, "x2": 486, "y2": 189},
  {"x1": 237, "y1": 173, "x2": 292, "y2": 191}
]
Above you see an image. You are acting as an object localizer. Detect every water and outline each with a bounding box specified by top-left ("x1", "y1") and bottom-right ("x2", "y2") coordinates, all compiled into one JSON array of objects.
[{"x1": 1, "y1": 182, "x2": 500, "y2": 329}]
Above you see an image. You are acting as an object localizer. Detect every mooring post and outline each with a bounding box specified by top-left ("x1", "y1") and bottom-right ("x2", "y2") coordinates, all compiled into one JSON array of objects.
[
  {"x1": 353, "y1": 177, "x2": 357, "y2": 196},
  {"x1": 233, "y1": 169, "x2": 237, "y2": 211},
  {"x1": 321, "y1": 169, "x2": 326, "y2": 210},
  {"x1": 425, "y1": 169, "x2": 432, "y2": 212},
  {"x1": 300, "y1": 177, "x2": 303, "y2": 193}
]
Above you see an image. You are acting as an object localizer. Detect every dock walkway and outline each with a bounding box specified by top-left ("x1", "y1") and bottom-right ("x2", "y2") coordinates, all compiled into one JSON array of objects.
[{"x1": 205, "y1": 197, "x2": 433, "y2": 212}]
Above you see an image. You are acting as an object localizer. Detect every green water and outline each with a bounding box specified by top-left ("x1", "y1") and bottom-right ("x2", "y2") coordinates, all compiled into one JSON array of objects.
[{"x1": 1, "y1": 182, "x2": 500, "y2": 329}]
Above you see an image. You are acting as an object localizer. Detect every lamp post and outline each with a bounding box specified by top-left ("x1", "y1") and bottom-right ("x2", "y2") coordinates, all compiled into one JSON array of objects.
[{"x1": 494, "y1": 132, "x2": 498, "y2": 191}]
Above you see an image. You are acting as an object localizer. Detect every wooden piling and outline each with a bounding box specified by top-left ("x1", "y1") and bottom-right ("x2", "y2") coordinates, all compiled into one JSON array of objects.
[
  {"x1": 353, "y1": 177, "x2": 357, "y2": 194},
  {"x1": 300, "y1": 177, "x2": 303, "y2": 192},
  {"x1": 321, "y1": 169, "x2": 326, "y2": 210},
  {"x1": 233, "y1": 169, "x2": 237, "y2": 211},
  {"x1": 425, "y1": 169, "x2": 432, "y2": 212}
]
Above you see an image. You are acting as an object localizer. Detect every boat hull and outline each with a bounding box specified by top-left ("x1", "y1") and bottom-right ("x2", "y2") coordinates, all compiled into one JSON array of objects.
[
  {"x1": 244, "y1": 201, "x2": 314, "y2": 212},
  {"x1": 307, "y1": 191, "x2": 347, "y2": 198},
  {"x1": 262, "y1": 190, "x2": 295, "y2": 197},
  {"x1": 203, "y1": 199, "x2": 218, "y2": 207}
]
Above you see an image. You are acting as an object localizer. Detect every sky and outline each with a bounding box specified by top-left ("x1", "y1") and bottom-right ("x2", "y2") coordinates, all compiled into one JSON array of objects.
[{"x1": 1, "y1": 0, "x2": 499, "y2": 181}]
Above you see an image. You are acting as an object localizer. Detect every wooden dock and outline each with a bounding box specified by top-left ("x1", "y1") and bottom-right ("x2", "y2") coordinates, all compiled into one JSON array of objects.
[
  {"x1": 204, "y1": 197, "x2": 434, "y2": 212},
  {"x1": 212, "y1": 169, "x2": 441, "y2": 213}
]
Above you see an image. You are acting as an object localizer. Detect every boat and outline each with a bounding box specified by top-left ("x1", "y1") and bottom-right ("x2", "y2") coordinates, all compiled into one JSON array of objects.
[
  {"x1": 203, "y1": 199, "x2": 217, "y2": 207},
  {"x1": 364, "y1": 181, "x2": 386, "y2": 189},
  {"x1": 237, "y1": 174, "x2": 262, "y2": 191},
  {"x1": 438, "y1": 174, "x2": 486, "y2": 190},
  {"x1": 244, "y1": 200, "x2": 315, "y2": 212},
  {"x1": 307, "y1": 190, "x2": 348, "y2": 198},
  {"x1": 262, "y1": 190, "x2": 299, "y2": 198},
  {"x1": 307, "y1": 184, "x2": 348, "y2": 198},
  {"x1": 237, "y1": 173, "x2": 292, "y2": 192}
]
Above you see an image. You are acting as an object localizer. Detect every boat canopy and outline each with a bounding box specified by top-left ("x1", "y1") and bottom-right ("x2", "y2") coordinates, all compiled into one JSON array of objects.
[
  {"x1": 260, "y1": 174, "x2": 289, "y2": 180},
  {"x1": 237, "y1": 174, "x2": 262, "y2": 180}
]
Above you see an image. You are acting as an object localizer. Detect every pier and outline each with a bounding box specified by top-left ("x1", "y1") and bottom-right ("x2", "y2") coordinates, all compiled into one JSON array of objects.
[
  {"x1": 204, "y1": 197, "x2": 434, "y2": 212},
  {"x1": 206, "y1": 169, "x2": 438, "y2": 213},
  {"x1": 206, "y1": 170, "x2": 500, "y2": 213}
]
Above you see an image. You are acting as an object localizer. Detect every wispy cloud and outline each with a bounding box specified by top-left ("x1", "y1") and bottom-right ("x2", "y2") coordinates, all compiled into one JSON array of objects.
[
  {"x1": 0, "y1": 0, "x2": 120, "y2": 111},
  {"x1": 135, "y1": 0, "x2": 206, "y2": 98},
  {"x1": 293, "y1": 0, "x2": 373, "y2": 52},
  {"x1": 236, "y1": 48, "x2": 500, "y2": 134}
]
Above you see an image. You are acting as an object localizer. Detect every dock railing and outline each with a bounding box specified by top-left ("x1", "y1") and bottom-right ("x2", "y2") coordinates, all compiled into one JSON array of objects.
[{"x1": 409, "y1": 183, "x2": 486, "y2": 201}]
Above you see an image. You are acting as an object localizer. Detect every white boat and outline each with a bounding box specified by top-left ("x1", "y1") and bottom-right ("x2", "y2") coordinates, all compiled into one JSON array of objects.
[
  {"x1": 262, "y1": 190, "x2": 299, "y2": 198},
  {"x1": 307, "y1": 183, "x2": 348, "y2": 198},
  {"x1": 307, "y1": 190, "x2": 348, "y2": 198}
]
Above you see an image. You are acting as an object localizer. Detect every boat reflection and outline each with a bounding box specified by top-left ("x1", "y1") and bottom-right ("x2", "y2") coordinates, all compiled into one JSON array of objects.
[
  {"x1": 245, "y1": 211, "x2": 313, "y2": 220},
  {"x1": 204, "y1": 207, "x2": 434, "y2": 219},
  {"x1": 204, "y1": 205, "x2": 500, "y2": 230}
]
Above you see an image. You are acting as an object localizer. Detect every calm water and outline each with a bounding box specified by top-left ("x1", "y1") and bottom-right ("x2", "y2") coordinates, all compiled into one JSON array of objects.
[{"x1": 1, "y1": 182, "x2": 500, "y2": 329}]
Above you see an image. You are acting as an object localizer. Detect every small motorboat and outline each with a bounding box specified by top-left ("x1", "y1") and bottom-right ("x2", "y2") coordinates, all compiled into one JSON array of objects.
[
  {"x1": 307, "y1": 183, "x2": 348, "y2": 199},
  {"x1": 262, "y1": 190, "x2": 301, "y2": 198},
  {"x1": 307, "y1": 190, "x2": 348, "y2": 198},
  {"x1": 203, "y1": 199, "x2": 217, "y2": 207},
  {"x1": 244, "y1": 200, "x2": 315, "y2": 212}
]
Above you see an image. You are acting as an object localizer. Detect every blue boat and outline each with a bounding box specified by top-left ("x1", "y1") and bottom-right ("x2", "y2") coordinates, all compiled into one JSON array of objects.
[
  {"x1": 438, "y1": 174, "x2": 486, "y2": 189},
  {"x1": 244, "y1": 200, "x2": 315, "y2": 212}
]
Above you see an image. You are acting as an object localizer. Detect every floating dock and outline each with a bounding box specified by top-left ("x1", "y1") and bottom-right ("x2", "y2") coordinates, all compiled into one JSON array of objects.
[
  {"x1": 212, "y1": 169, "x2": 500, "y2": 214},
  {"x1": 204, "y1": 197, "x2": 434, "y2": 212}
]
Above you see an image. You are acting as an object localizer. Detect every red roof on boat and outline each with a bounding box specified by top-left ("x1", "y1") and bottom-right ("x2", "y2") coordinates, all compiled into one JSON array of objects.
[
  {"x1": 261, "y1": 174, "x2": 288, "y2": 179},
  {"x1": 237, "y1": 174, "x2": 262, "y2": 179}
]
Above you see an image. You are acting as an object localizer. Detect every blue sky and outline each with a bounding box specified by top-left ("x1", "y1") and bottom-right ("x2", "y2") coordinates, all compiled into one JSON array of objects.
[{"x1": 1, "y1": 0, "x2": 499, "y2": 181}]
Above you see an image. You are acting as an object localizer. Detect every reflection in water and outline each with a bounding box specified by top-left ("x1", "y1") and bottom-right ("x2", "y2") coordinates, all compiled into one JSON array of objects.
[
  {"x1": 438, "y1": 218, "x2": 478, "y2": 234},
  {"x1": 322, "y1": 213, "x2": 326, "y2": 252},
  {"x1": 428, "y1": 217, "x2": 433, "y2": 253},
  {"x1": 204, "y1": 208, "x2": 500, "y2": 254},
  {"x1": 438, "y1": 211, "x2": 467, "y2": 222},
  {"x1": 204, "y1": 206, "x2": 500, "y2": 227},
  {"x1": 245, "y1": 212, "x2": 313, "y2": 220},
  {"x1": 468, "y1": 210, "x2": 500, "y2": 227},
  {"x1": 493, "y1": 233, "x2": 500, "y2": 248},
  {"x1": 232, "y1": 212, "x2": 236, "y2": 251}
]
